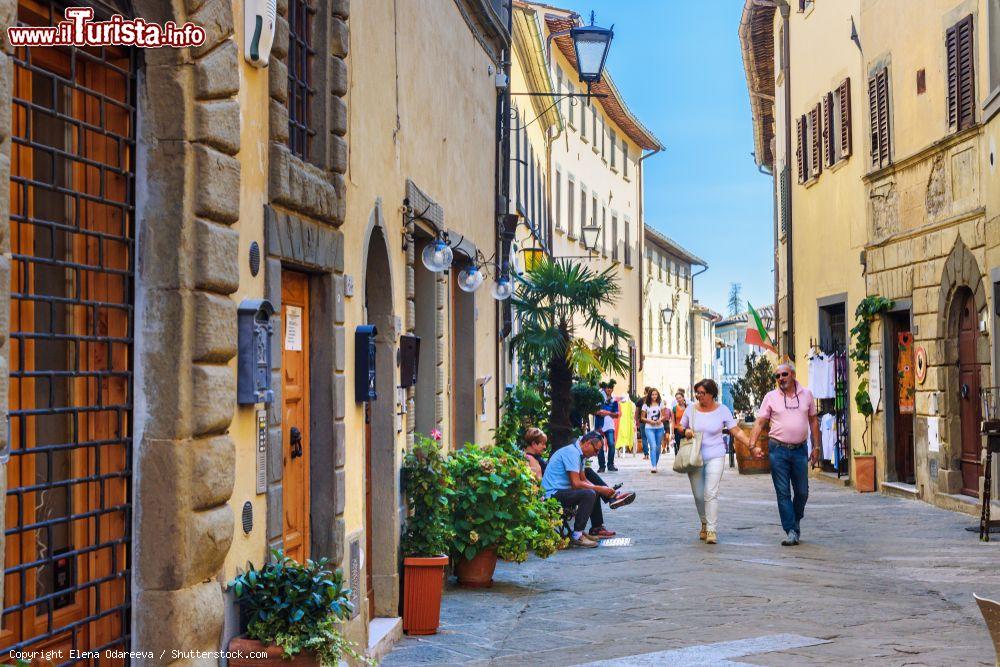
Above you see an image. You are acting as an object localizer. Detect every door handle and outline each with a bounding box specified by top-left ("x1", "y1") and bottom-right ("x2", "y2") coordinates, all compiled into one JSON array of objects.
[
  {"x1": 290, "y1": 426, "x2": 303, "y2": 459},
  {"x1": 960, "y1": 384, "x2": 970, "y2": 399}
]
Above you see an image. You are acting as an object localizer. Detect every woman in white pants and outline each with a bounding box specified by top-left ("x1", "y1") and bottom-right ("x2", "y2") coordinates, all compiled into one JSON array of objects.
[{"x1": 681, "y1": 378, "x2": 751, "y2": 544}]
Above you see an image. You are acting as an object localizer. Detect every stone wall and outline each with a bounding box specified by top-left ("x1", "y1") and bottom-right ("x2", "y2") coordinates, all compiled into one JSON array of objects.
[{"x1": 132, "y1": 0, "x2": 242, "y2": 659}]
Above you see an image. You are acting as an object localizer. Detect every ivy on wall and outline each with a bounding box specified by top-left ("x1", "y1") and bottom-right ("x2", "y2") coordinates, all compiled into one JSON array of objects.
[{"x1": 849, "y1": 295, "x2": 894, "y2": 453}]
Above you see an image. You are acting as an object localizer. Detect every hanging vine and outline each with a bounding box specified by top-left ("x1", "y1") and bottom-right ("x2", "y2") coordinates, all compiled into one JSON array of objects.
[{"x1": 849, "y1": 295, "x2": 894, "y2": 453}]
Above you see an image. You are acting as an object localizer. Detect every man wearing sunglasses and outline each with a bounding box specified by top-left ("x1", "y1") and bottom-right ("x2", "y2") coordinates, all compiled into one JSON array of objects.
[{"x1": 748, "y1": 362, "x2": 820, "y2": 546}]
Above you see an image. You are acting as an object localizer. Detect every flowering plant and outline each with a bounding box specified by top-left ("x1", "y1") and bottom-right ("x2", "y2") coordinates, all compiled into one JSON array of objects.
[
  {"x1": 446, "y1": 443, "x2": 563, "y2": 563},
  {"x1": 429, "y1": 428, "x2": 443, "y2": 441}
]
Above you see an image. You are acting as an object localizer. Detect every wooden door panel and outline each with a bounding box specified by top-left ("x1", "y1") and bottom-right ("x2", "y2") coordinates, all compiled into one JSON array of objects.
[
  {"x1": 281, "y1": 270, "x2": 310, "y2": 563},
  {"x1": 957, "y1": 290, "x2": 982, "y2": 497}
]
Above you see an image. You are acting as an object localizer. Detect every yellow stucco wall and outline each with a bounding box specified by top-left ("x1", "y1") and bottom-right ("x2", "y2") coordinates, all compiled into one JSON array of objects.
[
  {"x1": 222, "y1": 0, "x2": 270, "y2": 578},
  {"x1": 344, "y1": 0, "x2": 500, "y2": 538},
  {"x1": 642, "y1": 236, "x2": 696, "y2": 396},
  {"x1": 774, "y1": 0, "x2": 868, "y2": 461}
]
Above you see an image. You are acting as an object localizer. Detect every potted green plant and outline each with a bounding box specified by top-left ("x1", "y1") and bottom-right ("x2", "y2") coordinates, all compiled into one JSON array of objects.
[
  {"x1": 732, "y1": 352, "x2": 774, "y2": 474},
  {"x1": 447, "y1": 443, "x2": 562, "y2": 587},
  {"x1": 401, "y1": 433, "x2": 455, "y2": 635},
  {"x1": 227, "y1": 550, "x2": 370, "y2": 666},
  {"x1": 849, "y1": 296, "x2": 894, "y2": 493}
]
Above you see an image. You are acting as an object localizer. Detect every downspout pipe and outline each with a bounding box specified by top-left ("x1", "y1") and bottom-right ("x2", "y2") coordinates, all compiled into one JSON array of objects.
[
  {"x1": 495, "y1": 0, "x2": 514, "y2": 421},
  {"x1": 690, "y1": 263, "x2": 708, "y2": 387},
  {"x1": 779, "y1": 1, "x2": 793, "y2": 360},
  {"x1": 637, "y1": 147, "x2": 662, "y2": 380}
]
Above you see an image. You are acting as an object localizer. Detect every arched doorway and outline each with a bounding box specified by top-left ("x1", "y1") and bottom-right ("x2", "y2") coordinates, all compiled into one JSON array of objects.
[
  {"x1": 363, "y1": 227, "x2": 400, "y2": 619},
  {"x1": 954, "y1": 287, "x2": 983, "y2": 497}
]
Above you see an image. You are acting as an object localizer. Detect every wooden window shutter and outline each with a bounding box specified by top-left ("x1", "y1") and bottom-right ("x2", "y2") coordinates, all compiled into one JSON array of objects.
[
  {"x1": 810, "y1": 103, "x2": 822, "y2": 176},
  {"x1": 947, "y1": 15, "x2": 975, "y2": 130},
  {"x1": 796, "y1": 116, "x2": 805, "y2": 183},
  {"x1": 876, "y1": 68, "x2": 891, "y2": 167},
  {"x1": 822, "y1": 93, "x2": 833, "y2": 167},
  {"x1": 839, "y1": 78, "x2": 852, "y2": 158}
]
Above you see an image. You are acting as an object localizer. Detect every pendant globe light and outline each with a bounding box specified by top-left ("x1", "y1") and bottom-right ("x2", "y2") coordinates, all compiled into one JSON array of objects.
[
  {"x1": 421, "y1": 238, "x2": 453, "y2": 272},
  {"x1": 457, "y1": 265, "x2": 485, "y2": 292},
  {"x1": 490, "y1": 276, "x2": 514, "y2": 300}
]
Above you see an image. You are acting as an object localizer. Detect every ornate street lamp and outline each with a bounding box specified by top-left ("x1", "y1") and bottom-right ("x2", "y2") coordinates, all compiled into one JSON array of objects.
[
  {"x1": 571, "y1": 13, "x2": 614, "y2": 95},
  {"x1": 660, "y1": 305, "x2": 674, "y2": 326},
  {"x1": 580, "y1": 222, "x2": 602, "y2": 254}
]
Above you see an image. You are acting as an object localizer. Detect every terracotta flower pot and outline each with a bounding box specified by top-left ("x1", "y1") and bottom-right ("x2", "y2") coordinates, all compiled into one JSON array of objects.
[
  {"x1": 454, "y1": 548, "x2": 498, "y2": 588},
  {"x1": 228, "y1": 636, "x2": 319, "y2": 667},
  {"x1": 853, "y1": 454, "x2": 876, "y2": 492},
  {"x1": 403, "y1": 555, "x2": 449, "y2": 635},
  {"x1": 736, "y1": 423, "x2": 771, "y2": 474}
]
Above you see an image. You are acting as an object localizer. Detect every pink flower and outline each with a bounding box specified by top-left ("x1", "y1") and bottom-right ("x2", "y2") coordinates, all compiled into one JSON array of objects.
[{"x1": 430, "y1": 428, "x2": 442, "y2": 441}]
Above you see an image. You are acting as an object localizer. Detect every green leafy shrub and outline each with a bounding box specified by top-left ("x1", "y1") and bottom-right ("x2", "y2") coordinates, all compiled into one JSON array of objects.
[
  {"x1": 228, "y1": 550, "x2": 370, "y2": 665},
  {"x1": 494, "y1": 382, "x2": 550, "y2": 453},
  {"x1": 732, "y1": 353, "x2": 774, "y2": 419},
  {"x1": 570, "y1": 381, "x2": 603, "y2": 434},
  {"x1": 447, "y1": 443, "x2": 563, "y2": 563},
  {"x1": 402, "y1": 434, "x2": 455, "y2": 557}
]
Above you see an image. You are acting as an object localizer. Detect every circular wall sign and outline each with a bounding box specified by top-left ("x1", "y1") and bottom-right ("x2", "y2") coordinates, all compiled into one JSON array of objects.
[{"x1": 914, "y1": 346, "x2": 928, "y2": 385}]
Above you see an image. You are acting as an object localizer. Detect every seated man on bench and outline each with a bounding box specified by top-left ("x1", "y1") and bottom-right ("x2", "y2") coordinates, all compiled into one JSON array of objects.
[{"x1": 540, "y1": 430, "x2": 636, "y2": 548}]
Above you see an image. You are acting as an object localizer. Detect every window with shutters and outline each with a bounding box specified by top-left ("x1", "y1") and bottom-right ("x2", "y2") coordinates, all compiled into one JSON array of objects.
[
  {"x1": 623, "y1": 144, "x2": 629, "y2": 178},
  {"x1": 834, "y1": 78, "x2": 852, "y2": 161},
  {"x1": 624, "y1": 217, "x2": 632, "y2": 266},
  {"x1": 567, "y1": 80, "x2": 575, "y2": 128},
  {"x1": 868, "y1": 67, "x2": 892, "y2": 169},
  {"x1": 946, "y1": 15, "x2": 976, "y2": 132},
  {"x1": 795, "y1": 115, "x2": 807, "y2": 183},
  {"x1": 555, "y1": 170, "x2": 563, "y2": 230},
  {"x1": 592, "y1": 105, "x2": 598, "y2": 144},
  {"x1": 611, "y1": 214, "x2": 619, "y2": 261},
  {"x1": 567, "y1": 177, "x2": 576, "y2": 237},
  {"x1": 610, "y1": 131, "x2": 617, "y2": 169},
  {"x1": 601, "y1": 206, "x2": 607, "y2": 255},
  {"x1": 580, "y1": 98, "x2": 588, "y2": 140},
  {"x1": 580, "y1": 185, "x2": 587, "y2": 239},
  {"x1": 556, "y1": 68, "x2": 564, "y2": 117},
  {"x1": 809, "y1": 103, "x2": 822, "y2": 178},
  {"x1": 601, "y1": 119, "x2": 607, "y2": 160},
  {"x1": 591, "y1": 195, "x2": 598, "y2": 246}
]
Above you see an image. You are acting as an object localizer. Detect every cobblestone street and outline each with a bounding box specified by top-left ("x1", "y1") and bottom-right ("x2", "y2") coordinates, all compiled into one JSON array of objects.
[{"x1": 384, "y1": 453, "x2": 1000, "y2": 666}]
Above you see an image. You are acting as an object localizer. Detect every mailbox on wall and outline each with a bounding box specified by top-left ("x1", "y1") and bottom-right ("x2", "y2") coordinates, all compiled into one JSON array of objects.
[
  {"x1": 399, "y1": 334, "x2": 420, "y2": 389},
  {"x1": 355, "y1": 325, "x2": 378, "y2": 403},
  {"x1": 237, "y1": 299, "x2": 275, "y2": 405}
]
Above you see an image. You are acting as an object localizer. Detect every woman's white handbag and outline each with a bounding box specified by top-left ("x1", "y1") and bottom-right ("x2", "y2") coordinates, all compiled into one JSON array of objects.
[{"x1": 673, "y1": 408, "x2": 704, "y2": 473}]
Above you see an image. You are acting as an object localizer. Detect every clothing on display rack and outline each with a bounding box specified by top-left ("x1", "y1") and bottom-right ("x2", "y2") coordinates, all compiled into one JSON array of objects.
[
  {"x1": 820, "y1": 413, "x2": 837, "y2": 462},
  {"x1": 807, "y1": 350, "x2": 836, "y2": 399}
]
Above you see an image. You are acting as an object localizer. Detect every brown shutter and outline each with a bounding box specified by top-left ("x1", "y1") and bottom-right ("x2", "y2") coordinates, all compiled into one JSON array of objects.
[
  {"x1": 796, "y1": 116, "x2": 805, "y2": 183},
  {"x1": 947, "y1": 22, "x2": 959, "y2": 128},
  {"x1": 949, "y1": 15, "x2": 976, "y2": 130},
  {"x1": 868, "y1": 73, "x2": 880, "y2": 167},
  {"x1": 810, "y1": 103, "x2": 822, "y2": 177},
  {"x1": 839, "y1": 78, "x2": 852, "y2": 158},
  {"x1": 876, "y1": 68, "x2": 891, "y2": 167},
  {"x1": 822, "y1": 93, "x2": 833, "y2": 167}
]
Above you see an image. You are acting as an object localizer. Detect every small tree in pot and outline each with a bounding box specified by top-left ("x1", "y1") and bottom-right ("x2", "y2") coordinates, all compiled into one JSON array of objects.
[
  {"x1": 227, "y1": 550, "x2": 370, "y2": 666},
  {"x1": 400, "y1": 433, "x2": 455, "y2": 635}
]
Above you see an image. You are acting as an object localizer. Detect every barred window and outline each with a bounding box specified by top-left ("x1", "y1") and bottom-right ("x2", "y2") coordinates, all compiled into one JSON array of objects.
[{"x1": 288, "y1": 0, "x2": 316, "y2": 160}]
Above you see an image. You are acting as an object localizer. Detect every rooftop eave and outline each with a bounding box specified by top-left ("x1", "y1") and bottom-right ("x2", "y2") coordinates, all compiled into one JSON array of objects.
[{"x1": 739, "y1": 0, "x2": 776, "y2": 169}]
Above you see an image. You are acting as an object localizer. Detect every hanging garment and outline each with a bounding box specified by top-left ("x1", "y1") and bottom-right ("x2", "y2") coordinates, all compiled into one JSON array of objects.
[
  {"x1": 821, "y1": 413, "x2": 837, "y2": 461},
  {"x1": 808, "y1": 353, "x2": 836, "y2": 399},
  {"x1": 617, "y1": 397, "x2": 636, "y2": 452}
]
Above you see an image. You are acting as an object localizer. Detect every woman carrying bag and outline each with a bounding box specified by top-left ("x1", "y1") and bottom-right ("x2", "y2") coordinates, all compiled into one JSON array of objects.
[
  {"x1": 640, "y1": 388, "x2": 666, "y2": 473},
  {"x1": 676, "y1": 379, "x2": 751, "y2": 544}
]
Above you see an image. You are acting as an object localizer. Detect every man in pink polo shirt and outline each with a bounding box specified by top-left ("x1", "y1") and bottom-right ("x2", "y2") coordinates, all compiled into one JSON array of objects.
[{"x1": 748, "y1": 362, "x2": 821, "y2": 546}]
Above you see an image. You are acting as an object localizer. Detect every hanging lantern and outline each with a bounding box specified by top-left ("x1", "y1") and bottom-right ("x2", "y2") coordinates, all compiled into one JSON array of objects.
[{"x1": 421, "y1": 238, "x2": 453, "y2": 272}]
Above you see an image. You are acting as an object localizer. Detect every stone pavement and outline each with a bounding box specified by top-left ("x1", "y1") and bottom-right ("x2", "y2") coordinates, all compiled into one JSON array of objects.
[{"x1": 382, "y1": 451, "x2": 1000, "y2": 666}]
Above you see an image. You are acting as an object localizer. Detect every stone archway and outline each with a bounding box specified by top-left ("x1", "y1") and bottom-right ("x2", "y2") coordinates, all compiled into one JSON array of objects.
[
  {"x1": 130, "y1": 0, "x2": 242, "y2": 658},
  {"x1": 363, "y1": 224, "x2": 401, "y2": 619},
  {"x1": 937, "y1": 237, "x2": 989, "y2": 497}
]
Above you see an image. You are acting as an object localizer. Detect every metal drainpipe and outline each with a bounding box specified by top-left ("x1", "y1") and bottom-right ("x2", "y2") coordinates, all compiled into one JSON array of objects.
[
  {"x1": 690, "y1": 263, "x2": 708, "y2": 386},
  {"x1": 779, "y1": 1, "x2": 793, "y2": 360},
  {"x1": 495, "y1": 0, "x2": 514, "y2": 422},
  {"x1": 637, "y1": 147, "x2": 662, "y2": 377}
]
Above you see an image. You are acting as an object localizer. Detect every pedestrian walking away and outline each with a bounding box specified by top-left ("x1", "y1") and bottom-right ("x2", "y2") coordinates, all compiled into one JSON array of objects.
[
  {"x1": 640, "y1": 388, "x2": 667, "y2": 473},
  {"x1": 749, "y1": 362, "x2": 821, "y2": 546},
  {"x1": 594, "y1": 382, "x2": 620, "y2": 471},
  {"x1": 670, "y1": 391, "x2": 688, "y2": 455},
  {"x1": 681, "y1": 379, "x2": 752, "y2": 544}
]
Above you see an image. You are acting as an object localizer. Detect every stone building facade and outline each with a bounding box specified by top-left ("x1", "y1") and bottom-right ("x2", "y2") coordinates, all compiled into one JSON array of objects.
[{"x1": 742, "y1": 0, "x2": 1000, "y2": 513}]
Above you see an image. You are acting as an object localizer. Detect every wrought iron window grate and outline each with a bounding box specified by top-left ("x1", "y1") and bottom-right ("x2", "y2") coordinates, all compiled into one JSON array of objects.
[
  {"x1": 3, "y1": 0, "x2": 136, "y2": 657},
  {"x1": 288, "y1": 0, "x2": 317, "y2": 160}
]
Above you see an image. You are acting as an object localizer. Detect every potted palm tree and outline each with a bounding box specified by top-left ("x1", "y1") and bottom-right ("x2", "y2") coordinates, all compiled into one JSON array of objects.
[
  {"x1": 511, "y1": 257, "x2": 631, "y2": 450},
  {"x1": 227, "y1": 550, "x2": 369, "y2": 666},
  {"x1": 401, "y1": 433, "x2": 454, "y2": 635}
]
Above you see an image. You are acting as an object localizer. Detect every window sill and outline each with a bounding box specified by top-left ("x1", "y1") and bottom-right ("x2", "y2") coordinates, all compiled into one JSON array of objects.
[
  {"x1": 592, "y1": 145, "x2": 600, "y2": 154},
  {"x1": 610, "y1": 165, "x2": 619, "y2": 174},
  {"x1": 623, "y1": 175, "x2": 631, "y2": 183},
  {"x1": 828, "y1": 156, "x2": 850, "y2": 173},
  {"x1": 802, "y1": 175, "x2": 819, "y2": 188},
  {"x1": 581, "y1": 136, "x2": 589, "y2": 144}
]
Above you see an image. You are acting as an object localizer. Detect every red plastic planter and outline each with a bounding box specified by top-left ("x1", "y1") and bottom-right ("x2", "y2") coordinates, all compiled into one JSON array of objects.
[
  {"x1": 228, "y1": 637, "x2": 319, "y2": 666},
  {"x1": 402, "y1": 555, "x2": 449, "y2": 635}
]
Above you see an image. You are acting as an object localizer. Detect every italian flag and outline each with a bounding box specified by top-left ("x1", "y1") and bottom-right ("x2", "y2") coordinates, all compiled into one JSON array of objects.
[{"x1": 746, "y1": 302, "x2": 777, "y2": 353}]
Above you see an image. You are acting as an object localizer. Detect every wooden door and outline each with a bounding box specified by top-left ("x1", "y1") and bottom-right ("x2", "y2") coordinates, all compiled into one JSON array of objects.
[
  {"x1": 957, "y1": 289, "x2": 982, "y2": 497},
  {"x1": 4, "y1": 0, "x2": 133, "y2": 657},
  {"x1": 281, "y1": 270, "x2": 310, "y2": 562},
  {"x1": 364, "y1": 405, "x2": 374, "y2": 615},
  {"x1": 893, "y1": 327, "x2": 915, "y2": 484}
]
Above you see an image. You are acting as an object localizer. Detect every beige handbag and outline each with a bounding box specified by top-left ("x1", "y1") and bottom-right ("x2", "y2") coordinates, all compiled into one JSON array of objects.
[{"x1": 673, "y1": 408, "x2": 704, "y2": 473}]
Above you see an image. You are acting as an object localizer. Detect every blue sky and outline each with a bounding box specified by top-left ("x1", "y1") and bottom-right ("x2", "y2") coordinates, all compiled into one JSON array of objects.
[{"x1": 554, "y1": 0, "x2": 773, "y2": 316}]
